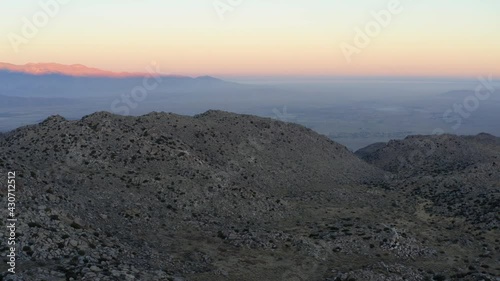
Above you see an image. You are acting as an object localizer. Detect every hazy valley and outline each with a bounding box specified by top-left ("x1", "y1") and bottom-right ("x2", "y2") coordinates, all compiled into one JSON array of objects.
[{"x1": 1, "y1": 64, "x2": 499, "y2": 151}]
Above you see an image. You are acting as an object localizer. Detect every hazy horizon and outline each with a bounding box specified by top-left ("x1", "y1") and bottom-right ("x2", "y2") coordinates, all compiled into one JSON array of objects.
[
  {"x1": 1, "y1": 1, "x2": 499, "y2": 149},
  {"x1": 2, "y1": 0, "x2": 499, "y2": 77},
  {"x1": 2, "y1": 61, "x2": 498, "y2": 82}
]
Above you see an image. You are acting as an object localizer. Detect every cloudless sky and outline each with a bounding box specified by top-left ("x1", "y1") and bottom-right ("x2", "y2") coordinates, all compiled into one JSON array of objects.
[{"x1": 0, "y1": 0, "x2": 499, "y2": 78}]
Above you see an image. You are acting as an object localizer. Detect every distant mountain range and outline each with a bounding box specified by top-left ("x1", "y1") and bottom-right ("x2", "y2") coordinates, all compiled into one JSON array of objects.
[
  {"x1": 0, "y1": 62, "x2": 172, "y2": 78},
  {"x1": 0, "y1": 62, "x2": 239, "y2": 98}
]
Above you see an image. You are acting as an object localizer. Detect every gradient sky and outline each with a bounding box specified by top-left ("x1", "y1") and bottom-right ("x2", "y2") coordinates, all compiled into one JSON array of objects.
[{"x1": 1, "y1": 0, "x2": 499, "y2": 78}]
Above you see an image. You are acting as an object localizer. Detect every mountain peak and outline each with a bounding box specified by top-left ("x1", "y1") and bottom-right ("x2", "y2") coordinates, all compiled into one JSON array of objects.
[
  {"x1": 41, "y1": 114, "x2": 67, "y2": 125},
  {"x1": 0, "y1": 62, "x2": 154, "y2": 78},
  {"x1": 195, "y1": 75, "x2": 220, "y2": 80}
]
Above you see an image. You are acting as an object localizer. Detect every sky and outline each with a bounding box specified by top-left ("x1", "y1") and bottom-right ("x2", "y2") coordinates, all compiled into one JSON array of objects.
[{"x1": 0, "y1": 0, "x2": 499, "y2": 78}]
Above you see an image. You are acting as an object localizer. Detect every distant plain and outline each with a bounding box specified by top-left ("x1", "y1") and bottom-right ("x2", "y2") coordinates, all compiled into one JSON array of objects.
[{"x1": 1, "y1": 73, "x2": 499, "y2": 150}]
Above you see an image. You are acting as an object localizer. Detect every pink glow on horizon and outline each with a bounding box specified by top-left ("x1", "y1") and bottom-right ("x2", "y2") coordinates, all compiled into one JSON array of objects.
[{"x1": 0, "y1": 62, "x2": 162, "y2": 78}]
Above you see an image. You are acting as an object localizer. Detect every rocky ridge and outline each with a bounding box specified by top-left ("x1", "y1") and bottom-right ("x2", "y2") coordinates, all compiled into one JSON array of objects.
[{"x1": 0, "y1": 111, "x2": 498, "y2": 280}]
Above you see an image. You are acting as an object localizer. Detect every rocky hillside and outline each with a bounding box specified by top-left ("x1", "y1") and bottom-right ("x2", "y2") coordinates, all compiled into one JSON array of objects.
[
  {"x1": 356, "y1": 133, "x2": 500, "y2": 272},
  {"x1": 0, "y1": 111, "x2": 498, "y2": 280},
  {"x1": 355, "y1": 133, "x2": 500, "y2": 177},
  {"x1": 355, "y1": 133, "x2": 499, "y2": 227}
]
